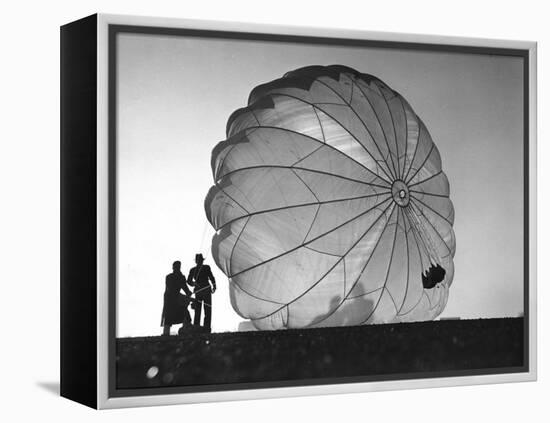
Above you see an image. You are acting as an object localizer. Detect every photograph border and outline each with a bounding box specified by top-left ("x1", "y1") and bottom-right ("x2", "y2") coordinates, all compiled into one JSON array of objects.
[{"x1": 95, "y1": 14, "x2": 537, "y2": 409}]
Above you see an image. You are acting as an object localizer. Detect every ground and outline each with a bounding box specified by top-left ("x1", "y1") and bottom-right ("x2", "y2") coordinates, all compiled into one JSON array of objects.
[{"x1": 116, "y1": 318, "x2": 524, "y2": 390}]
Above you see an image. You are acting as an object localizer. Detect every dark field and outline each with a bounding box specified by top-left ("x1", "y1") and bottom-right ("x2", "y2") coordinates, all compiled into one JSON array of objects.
[{"x1": 116, "y1": 318, "x2": 524, "y2": 390}]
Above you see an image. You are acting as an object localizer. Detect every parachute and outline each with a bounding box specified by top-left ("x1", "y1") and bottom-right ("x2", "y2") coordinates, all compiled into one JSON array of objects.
[{"x1": 205, "y1": 65, "x2": 456, "y2": 330}]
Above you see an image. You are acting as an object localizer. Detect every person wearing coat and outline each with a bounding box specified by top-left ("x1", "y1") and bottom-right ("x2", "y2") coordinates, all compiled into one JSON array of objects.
[{"x1": 161, "y1": 261, "x2": 192, "y2": 335}]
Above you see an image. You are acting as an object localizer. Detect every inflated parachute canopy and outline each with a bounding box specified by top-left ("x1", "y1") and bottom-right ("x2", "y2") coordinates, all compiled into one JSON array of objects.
[{"x1": 205, "y1": 65, "x2": 456, "y2": 330}]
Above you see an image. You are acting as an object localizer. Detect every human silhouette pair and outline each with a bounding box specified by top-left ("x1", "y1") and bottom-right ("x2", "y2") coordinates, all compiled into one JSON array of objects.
[{"x1": 161, "y1": 254, "x2": 216, "y2": 335}]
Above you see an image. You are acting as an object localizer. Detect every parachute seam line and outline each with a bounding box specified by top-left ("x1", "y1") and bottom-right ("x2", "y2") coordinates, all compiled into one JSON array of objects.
[
  {"x1": 302, "y1": 204, "x2": 321, "y2": 244},
  {"x1": 410, "y1": 189, "x2": 449, "y2": 199},
  {"x1": 311, "y1": 104, "x2": 327, "y2": 143},
  {"x1": 265, "y1": 170, "x2": 304, "y2": 253},
  {"x1": 312, "y1": 102, "x2": 349, "y2": 106},
  {"x1": 303, "y1": 245, "x2": 343, "y2": 257},
  {"x1": 348, "y1": 76, "x2": 355, "y2": 103},
  {"x1": 343, "y1": 259, "x2": 347, "y2": 299},
  {"x1": 290, "y1": 166, "x2": 320, "y2": 242},
  {"x1": 409, "y1": 198, "x2": 453, "y2": 255},
  {"x1": 399, "y1": 97, "x2": 409, "y2": 180},
  {"x1": 428, "y1": 288, "x2": 441, "y2": 311},
  {"x1": 219, "y1": 163, "x2": 266, "y2": 214},
  {"x1": 217, "y1": 128, "x2": 260, "y2": 180},
  {"x1": 291, "y1": 168, "x2": 320, "y2": 202},
  {"x1": 431, "y1": 289, "x2": 443, "y2": 311},
  {"x1": 217, "y1": 191, "x2": 389, "y2": 232},
  {"x1": 426, "y1": 288, "x2": 437, "y2": 309},
  {"x1": 290, "y1": 145, "x2": 324, "y2": 167},
  {"x1": 350, "y1": 79, "x2": 400, "y2": 180},
  {"x1": 251, "y1": 109, "x2": 262, "y2": 126},
  {"x1": 384, "y1": 287, "x2": 399, "y2": 313},
  {"x1": 303, "y1": 202, "x2": 397, "y2": 326},
  {"x1": 424, "y1": 291, "x2": 432, "y2": 308},
  {"x1": 359, "y1": 204, "x2": 400, "y2": 324},
  {"x1": 274, "y1": 83, "x2": 396, "y2": 182},
  {"x1": 408, "y1": 169, "x2": 443, "y2": 189},
  {"x1": 405, "y1": 144, "x2": 436, "y2": 186},
  {"x1": 230, "y1": 183, "x2": 257, "y2": 214},
  {"x1": 369, "y1": 80, "x2": 385, "y2": 97},
  {"x1": 274, "y1": 91, "x2": 395, "y2": 182},
  {"x1": 250, "y1": 199, "x2": 395, "y2": 323},
  {"x1": 227, "y1": 218, "x2": 284, "y2": 305},
  {"x1": 219, "y1": 164, "x2": 391, "y2": 190},
  {"x1": 229, "y1": 123, "x2": 392, "y2": 186},
  {"x1": 411, "y1": 195, "x2": 454, "y2": 226},
  {"x1": 217, "y1": 145, "x2": 238, "y2": 182},
  {"x1": 402, "y1": 122, "x2": 423, "y2": 182},
  {"x1": 229, "y1": 195, "x2": 392, "y2": 278},
  {"x1": 215, "y1": 183, "x2": 250, "y2": 214},
  {"x1": 347, "y1": 287, "x2": 383, "y2": 300},
  {"x1": 379, "y1": 87, "x2": 401, "y2": 179},
  {"x1": 228, "y1": 216, "x2": 249, "y2": 281},
  {"x1": 398, "y1": 288, "x2": 426, "y2": 317},
  {"x1": 355, "y1": 73, "x2": 388, "y2": 100},
  {"x1": 397, "y1": 207, "x2": 411, "y2": 314},
  {"x1": 233, "y1": 282, "x2": 285, "y2": 306},
  {"x1": 228, "y1": 216, "x2": 249, "y2": 277}
]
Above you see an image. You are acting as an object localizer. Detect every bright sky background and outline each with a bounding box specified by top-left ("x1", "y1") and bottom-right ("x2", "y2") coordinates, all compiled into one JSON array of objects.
[{"x1": 116, "y1": 32, "x2": 524, "y2": 337}]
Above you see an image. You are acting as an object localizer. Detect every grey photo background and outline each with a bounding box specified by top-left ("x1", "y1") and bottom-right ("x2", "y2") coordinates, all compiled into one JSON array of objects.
[{"x1": 116, "y1": 33, "x2": 523, "y2": 337}]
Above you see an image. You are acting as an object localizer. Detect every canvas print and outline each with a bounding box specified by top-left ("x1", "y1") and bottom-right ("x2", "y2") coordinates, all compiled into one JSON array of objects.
[{"x1": 113, "y1": 30, "x2": 526, "y2": 392}]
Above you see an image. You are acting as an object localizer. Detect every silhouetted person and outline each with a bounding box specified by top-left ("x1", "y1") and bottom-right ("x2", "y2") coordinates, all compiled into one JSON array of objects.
[
  {"x1": 161, "y1": 261, "x2": 192, "y2": 336},
  {"x1": 187, "y1": 253, "x2": 216, "y2": 332}
]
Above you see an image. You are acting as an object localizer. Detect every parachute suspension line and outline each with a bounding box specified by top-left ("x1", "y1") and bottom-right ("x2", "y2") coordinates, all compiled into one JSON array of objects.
[
  {"x1": 402, "y1": 123, "x2": 423, "y2": 182},
  {"x1": 403, "y1": 205, "x2": 440, "y2": 266},
  {"x1": 397, "y1": 96, "x2": 409, "y2": 181},
  {"x1": 199, "y1": 219, "x2": 210, "y2": 254},
  {"x1": 409, "y1": 197, "x2": 453, "y2": 257},
  {"x1": 378, "y1": 84, "x2": 401, "y2": 178}
]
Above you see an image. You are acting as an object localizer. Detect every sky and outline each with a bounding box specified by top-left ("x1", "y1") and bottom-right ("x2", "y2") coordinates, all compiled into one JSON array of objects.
[{"x1": 116, "y1": 32, "x2": 524, "y2": 337}]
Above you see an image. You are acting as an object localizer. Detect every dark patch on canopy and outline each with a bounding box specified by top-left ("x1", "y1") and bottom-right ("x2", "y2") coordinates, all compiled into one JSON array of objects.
[
  {"x1": 226, "y1": 97, "x2": 276, "y2": 136},
  {"x1": 248, "y1": 76, "x2": 317, "y2": 105},
  {"x1": 421, "y1": 263, "x2": 446, "y2": 289}
]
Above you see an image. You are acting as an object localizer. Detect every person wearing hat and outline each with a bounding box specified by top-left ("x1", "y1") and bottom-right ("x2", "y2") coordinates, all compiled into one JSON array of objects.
[{"x1": 187, "y1": 253, "x2": 216, "y2": 332}]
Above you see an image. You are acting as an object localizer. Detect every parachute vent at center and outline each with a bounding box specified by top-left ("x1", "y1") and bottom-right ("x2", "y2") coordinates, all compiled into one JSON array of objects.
[{"x1": 205, "y1": 65, "x2": 456, "y2": 330}]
